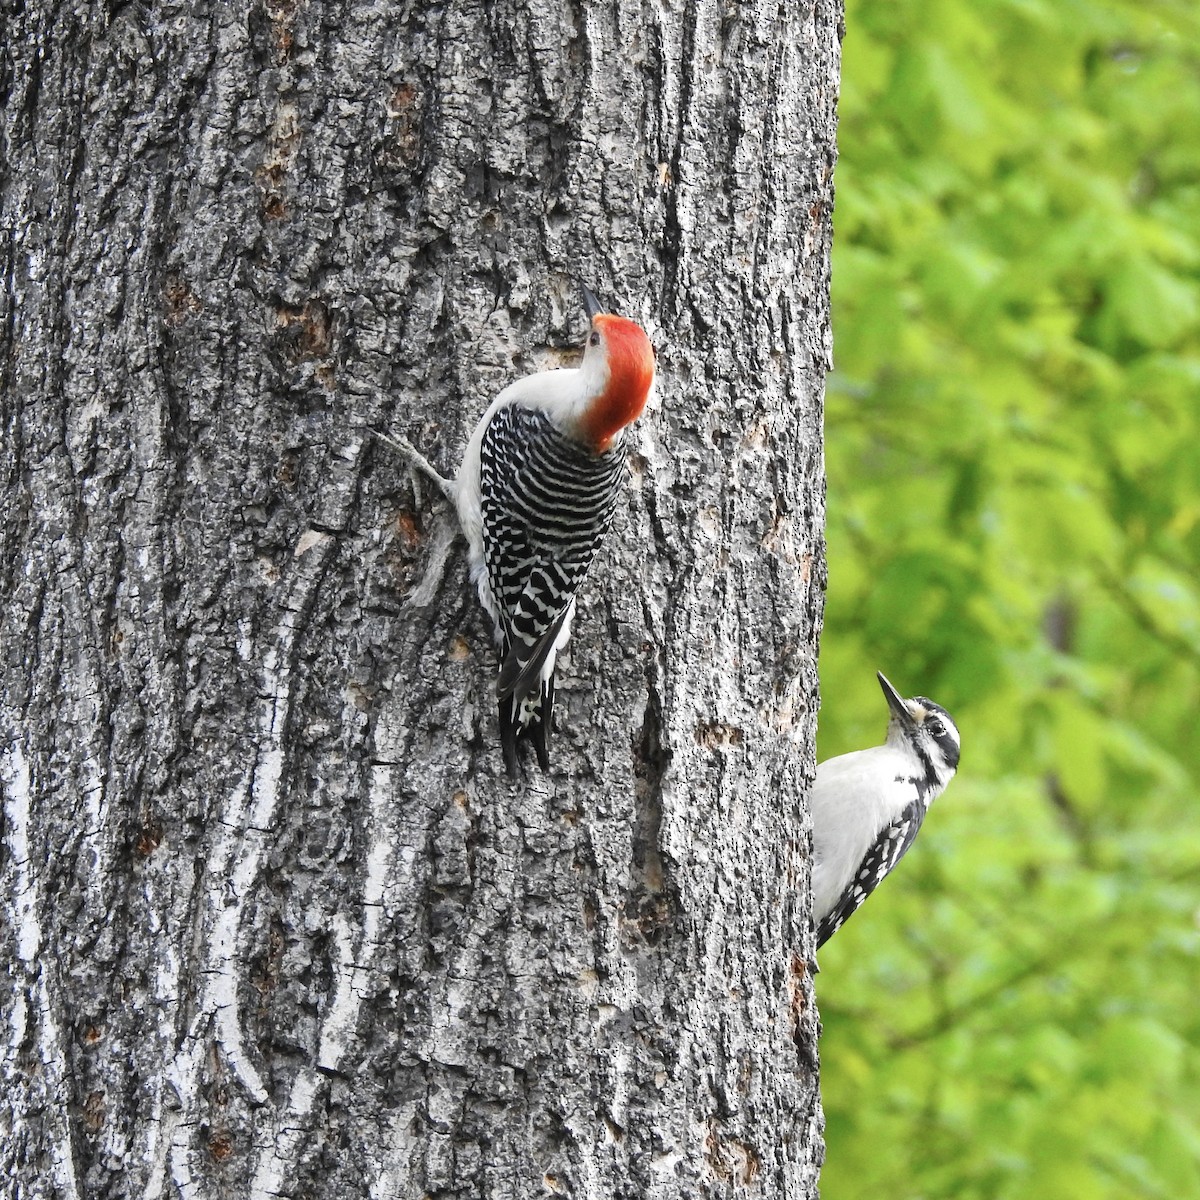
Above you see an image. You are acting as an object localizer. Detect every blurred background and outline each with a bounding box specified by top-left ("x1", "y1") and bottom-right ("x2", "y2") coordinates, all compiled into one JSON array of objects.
[{"x1": 818, "y1": 0, "x2": 1200, "y2": 1196}]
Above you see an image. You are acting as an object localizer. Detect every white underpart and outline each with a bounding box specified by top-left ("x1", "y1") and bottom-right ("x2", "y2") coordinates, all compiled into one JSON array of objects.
[
  {"x1": 810, "y1": 739, "x2": 928, "y2": 924},
  {"x1": 545, "y1": 597, "x2": 576, "y2": 682}
]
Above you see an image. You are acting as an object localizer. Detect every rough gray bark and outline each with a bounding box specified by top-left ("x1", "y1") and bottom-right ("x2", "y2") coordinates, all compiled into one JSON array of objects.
[{"x1": 1, "y1": 0, "x2": 835, "y2": 1195}]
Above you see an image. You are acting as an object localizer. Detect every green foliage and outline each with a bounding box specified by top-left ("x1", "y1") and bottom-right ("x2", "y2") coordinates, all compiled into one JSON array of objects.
[{"x1": 821, "y1": 0, "x2": 1200, "y2": 1195}]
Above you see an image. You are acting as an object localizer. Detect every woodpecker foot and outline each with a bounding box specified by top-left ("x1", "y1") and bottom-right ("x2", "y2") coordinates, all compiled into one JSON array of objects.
[{"x1": 373, "y1": 429, "x2": 457, "y2": 504}]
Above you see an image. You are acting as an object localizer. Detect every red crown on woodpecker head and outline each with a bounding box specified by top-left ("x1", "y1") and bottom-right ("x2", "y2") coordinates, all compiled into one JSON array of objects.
[{"x1": 581, "y1": 313, "x2": 655, "y2": 452}]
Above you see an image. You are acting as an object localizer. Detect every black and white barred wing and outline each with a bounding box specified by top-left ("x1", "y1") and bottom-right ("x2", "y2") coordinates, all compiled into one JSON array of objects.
[
  {"x1": 815, "y1": 798, "x2": 927, "y2": 948},
  {"x1": 478, "y1": 404, "x2": 627, "y2": 705}
]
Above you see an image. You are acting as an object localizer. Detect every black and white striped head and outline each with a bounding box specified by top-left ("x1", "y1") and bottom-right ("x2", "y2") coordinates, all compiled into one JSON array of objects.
[{"x1": 878, "y1": 671, "x2": 960, "y2": 793}]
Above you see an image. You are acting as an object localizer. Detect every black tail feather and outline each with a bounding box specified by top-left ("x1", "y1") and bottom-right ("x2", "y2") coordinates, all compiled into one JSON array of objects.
[
  {"x1": 530, "y1": 676, "x2": 553, "y2": 771},
  {"x1": 496, "y1": 676, "x2": 555, "y2": 777},
  {"x1": 496, "y1": 609, "x2": 569, "y2": 704},
  {"x1": 499, "y1": 698, "x2": 521, "y2": 778}
]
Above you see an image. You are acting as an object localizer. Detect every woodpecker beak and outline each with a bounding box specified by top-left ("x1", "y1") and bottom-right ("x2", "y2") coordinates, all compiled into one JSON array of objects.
[
  {"x1": 580, "y1": 282, "x2": 605, "y2": 321},
  {"x1": 877, "y1": 671, "x2": 916, "y2": 728}
]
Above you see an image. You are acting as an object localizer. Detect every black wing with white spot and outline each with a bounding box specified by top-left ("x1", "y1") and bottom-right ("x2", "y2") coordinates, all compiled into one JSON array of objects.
[{"x1": 815, "y1": 797, "x2": 928, "y2": 948}]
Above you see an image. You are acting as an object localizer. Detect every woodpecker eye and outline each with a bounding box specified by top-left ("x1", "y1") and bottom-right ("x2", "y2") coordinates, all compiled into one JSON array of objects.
[{"x1": 589, "y1": 332, "x2": 601, "y2": 347}]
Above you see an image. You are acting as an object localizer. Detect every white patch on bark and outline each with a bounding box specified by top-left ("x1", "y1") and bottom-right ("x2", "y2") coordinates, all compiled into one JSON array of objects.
[
  {"x1": 317, "y1": 780, "x2": 390, "y2": 1070},
  {"x1": 315, "y1": 913, "x2": 358, "y2": 1071},
  {"x1": 370, "y1": 1103, "x2": 424, "y2": 1199},
  {"x1": 294, "y1": 528, "x2": 331, "y2": 558},
  {"x1": 166, "y1": 631, "x2": 302, "y2": 1153},
  {"x1": 35, "y1": 971, "x2": 83, "y2": 1200},
  {"x1": 166, "y1": 1071, "x2": 206, "y2": 1200},
  {"x1": 248, "y1": 745, "x2": 398, "y2": 1188},
  {"x1": 141, "y1": 1083, "x2": 183, "y2": 1200},
  {"x1": 207, "y1": 644, "x2": 294, "y2": 1101},
  {"x1": 206, "y1": 769, "x2": 271, "y2": 1104},
  {"x1": 2, "y1": 744, "x2": 82, "y2": 1200},
  {"x1": 164, "y1": 1041, "x2": 206, "y2": 1198},
  {"x1": 8, "y1": 987, "x2": 28, "y2": 1055},
  {"x1": 248, "y1": 1071, "x2": 320, "y2": 1200},
  {"x1": 1, "y1": 744, "x2": 39, "y2": 963}
]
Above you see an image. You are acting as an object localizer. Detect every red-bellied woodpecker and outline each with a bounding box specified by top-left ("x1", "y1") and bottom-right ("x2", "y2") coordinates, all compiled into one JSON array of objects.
[{"x1": 380, "y1": 285, "x2": 656, "y2": 776}]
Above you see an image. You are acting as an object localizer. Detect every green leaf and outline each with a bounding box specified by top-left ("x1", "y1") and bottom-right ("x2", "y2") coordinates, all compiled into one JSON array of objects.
[{"x1": 822, "y1": 2, "x2": 1200, "y2": 1196}]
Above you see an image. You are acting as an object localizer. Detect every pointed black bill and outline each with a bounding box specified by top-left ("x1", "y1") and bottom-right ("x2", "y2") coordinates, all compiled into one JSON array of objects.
[
  {"x1": 877, "y1": 671, "x2": 915, "y2": 727},
  {"x1": 580, "y1": 282, "x2": 604, "y2": 320}
]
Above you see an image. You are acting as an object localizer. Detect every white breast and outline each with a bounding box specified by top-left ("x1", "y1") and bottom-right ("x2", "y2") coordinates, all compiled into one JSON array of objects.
[{"x1": 810, "y1": 744, "x2": 920, "y2": 922}]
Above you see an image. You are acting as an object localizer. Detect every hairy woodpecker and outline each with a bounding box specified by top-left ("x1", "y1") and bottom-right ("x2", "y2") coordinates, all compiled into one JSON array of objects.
[
  {"x1": 379, "y1": 284, "x2": 655, "y2": 776},
  {"x1": 811, "y1": 672, "x2": 960, "y2": 949}
]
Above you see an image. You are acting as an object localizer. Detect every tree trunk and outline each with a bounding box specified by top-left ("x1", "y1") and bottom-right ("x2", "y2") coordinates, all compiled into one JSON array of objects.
[{"x1": 1, "y1": 0, "x2": 836, "y2": 1195}]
